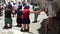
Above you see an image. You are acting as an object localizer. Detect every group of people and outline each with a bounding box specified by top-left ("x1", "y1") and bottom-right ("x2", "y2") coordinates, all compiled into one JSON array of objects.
[
  {"x1": 0, "y1": 0, "x2": 59, "y2": 34},
  {"x1": 4, "y1": 1, "x2": 31, "y2": 32},
  {"x1": 0, "y1": 1, "x2": 40, "y2": 32},
  {"x1": 40, "y1": 0, "x2": 59, "y2": 34}
]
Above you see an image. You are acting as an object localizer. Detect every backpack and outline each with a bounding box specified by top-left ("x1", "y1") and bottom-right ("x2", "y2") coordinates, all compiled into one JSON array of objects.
[{"x1": 33, "y1": 6, "x2": 40, "y2": 11}]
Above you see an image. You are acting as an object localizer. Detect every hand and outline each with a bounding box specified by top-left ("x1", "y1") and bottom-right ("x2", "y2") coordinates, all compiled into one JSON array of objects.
[
  {"x1": 34, "y1": 11, "x2": 40, "y2": 15},
  {"x1": 30, "y1": 10, "x2": 40, "y2": 15}
]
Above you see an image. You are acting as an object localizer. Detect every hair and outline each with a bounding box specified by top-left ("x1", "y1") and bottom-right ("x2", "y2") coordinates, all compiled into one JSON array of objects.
[
  {"x1": 33, "y1": 2, "x2": 38, "y2": 6},
  {"x1": 18, "y1": 3, "x2": 22, "y2": 10},
  {"x1": 24, "y1": 6, "x2": 30, "y2": 9},
  {"x1": 24, "y1": 4, "x2": 30, "y2": 9}
]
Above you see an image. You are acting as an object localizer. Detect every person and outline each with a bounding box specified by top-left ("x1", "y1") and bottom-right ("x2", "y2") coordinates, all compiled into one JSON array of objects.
[
  {"x1": 12, "y1": 3, "x2": 16, "y2": 17},
  {"x1": 0, "y1": 2, "x2": 4, "y2": 17},
  {"x1": 3, "y1": 2, "x2": 13, "y2": 29},
  {"x1": 32, "y1": 3, "x2": 40, "y2": 23},
  {"x1": 37, "y1": 0, "x2": 58, "y2": 34},
  {"x1": 15, "y1": 2, "x2": 22, "y2": 27},
  {"x1": 46, "y1": 0, "x2": 58, "y2": 34},
  {"x1": 21, "y1": 4, "x2": 30, "y2": 32}
]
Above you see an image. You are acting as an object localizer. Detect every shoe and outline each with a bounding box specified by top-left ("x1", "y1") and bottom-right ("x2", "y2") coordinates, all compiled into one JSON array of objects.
[
  {"x1": 25, "y1": 29, "x2": 29, "y2": 32},
  {"x1": 32, "y1": 21, "x2": 37, "y2": 23},
  {"x1": 8, "y1": 26, "x2": 12, "y2": 29},
  {"x1": 19, "y1": 25, "x2": 22, "y2": 27},
  {"x1": 20, "y1": 28, "x2": 26, "y2": 32},
  {"x1": 3, "y1": 26, "x2": 9, "y2": 29},
  {"x1": 16, "y1": 25, "x2": 22, "y2": 27}
]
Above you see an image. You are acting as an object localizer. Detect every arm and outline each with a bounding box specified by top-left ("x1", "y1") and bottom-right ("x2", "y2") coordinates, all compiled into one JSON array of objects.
[
  {"x1": 30, "y1": 9, "x2": 41, "y2": 14},
  {"x1": 30, "y1": 6, "x2": 47, "y2": 14}
]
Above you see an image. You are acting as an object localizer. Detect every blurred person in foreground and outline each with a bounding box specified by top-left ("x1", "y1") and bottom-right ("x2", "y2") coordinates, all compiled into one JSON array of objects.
[{"x1": 36, "y1": 0, "x2": 58, "y2": 34}]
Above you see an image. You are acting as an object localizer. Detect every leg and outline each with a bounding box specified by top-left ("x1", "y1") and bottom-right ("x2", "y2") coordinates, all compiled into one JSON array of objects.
[
  {"x1": 3, "y1": 22, "x2": 8, "y2": 29},
  {"x1": 21, "y1": 24, "x2": 26, "y2": 32},
  {"x1": 3, "y1": 18, "x2": 8, "y2": 29},
  {"x1": 50, "y1": 18, "x2": 57, "y2": 33},
  {"x1": 8, "y1": 18, "x2": 12, "y2": 28},
  {"x1": 19, "y1": 18, "x2": 22, "y2": 27},
  {"x1": 45, "y1": 18, "x2": 51, "y2": 34},
  {"x1": 35, "y1": 14, "x2": 38, "y2": 21},
  {"x1": 9, "y1": 22, "x2": 12, "y2": 28},
  {"x1": 33, "y1": 14, "x2": 38, "y2": 23},
  {"x1": 23, "y1": 24, "x2": 26, "y2": 30},
  {"x1": 16, "y1": 18, "x2": 22, "y2": 27},
  {"x1": 16, "y1": 18, "x2": 20, "y2": 26},
  {"x1": 26, "y1": 24, "x2": 29, "y2": 32}
]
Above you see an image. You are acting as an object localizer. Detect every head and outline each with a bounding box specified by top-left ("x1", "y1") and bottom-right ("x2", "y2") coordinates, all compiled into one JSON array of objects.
[
  {"x1": 34, "y1": 2, "x2": 38, "y2": 6},
  {"x1": 8, "y1": 2, "x2": 11, "y2": 4},
  {"x1": 7, "y1": 2, "x2": 12, "y2": 9},
  {"x1": 24, "y1": 6, "x2": 30, "y2": 9},
  {"x1": 24, "y1": 4, "x2": 30, "y2": 9},
  {"x1": 18, "y1": 4, "x2": 22, "y2": 10},
  {"x1": 18, "y1": 2, "x2": 21, "y2": 4}
]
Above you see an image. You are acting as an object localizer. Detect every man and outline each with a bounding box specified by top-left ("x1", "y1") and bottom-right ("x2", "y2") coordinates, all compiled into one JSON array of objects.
[
  {"x1": 42, "y1": 0, "x2": 58, "y2": 34},
  {"x1": 3, "y1": 2, "x2": 13, "y2": 29},
  {"x1": 15, "y1": 2, "x2": 22, "y2": 27},
  {"x1": 32, "y1": 2, "x2": 40, "y2": 23},
  {"x1": 34, "y1": 0, "x2": 58, "y2": 34}
]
